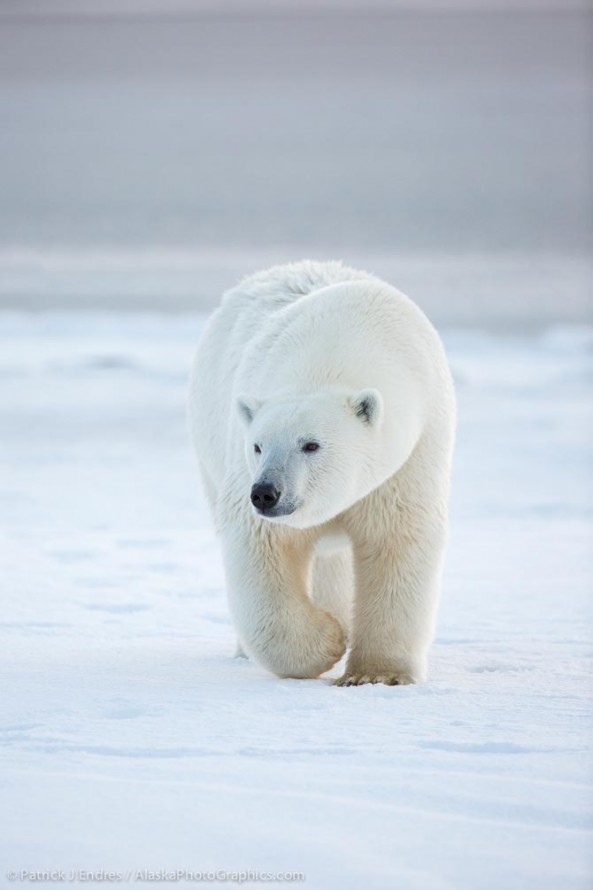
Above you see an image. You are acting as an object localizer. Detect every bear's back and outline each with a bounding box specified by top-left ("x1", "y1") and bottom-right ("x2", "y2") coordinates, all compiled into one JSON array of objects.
[
  {"x1": 190, "y1": 261, "x2": 381, "y2": 486},
  {"x1": 189, "y1": 260, "x2": 449, "y2": 490},
  {"x1": 226, "y1": 259, "x2": 379, "y2": 310}
]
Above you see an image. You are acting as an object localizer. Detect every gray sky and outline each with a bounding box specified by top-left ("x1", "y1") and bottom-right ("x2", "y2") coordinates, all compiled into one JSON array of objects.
[
  {"x1": 1, "y1": 6, "x2": 590, "y2": 256},
  {"x1": 0, "y1": 0, "x2": 589, "y2": 17}
]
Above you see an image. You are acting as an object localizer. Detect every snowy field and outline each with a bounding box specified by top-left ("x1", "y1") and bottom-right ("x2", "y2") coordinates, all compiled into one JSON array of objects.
[
  {"x1": 0, "y1": 6, "x2": 591, "y2": 884},
  {"x1": 0, "y1": 310, "x2": 591, "y2": 888}
]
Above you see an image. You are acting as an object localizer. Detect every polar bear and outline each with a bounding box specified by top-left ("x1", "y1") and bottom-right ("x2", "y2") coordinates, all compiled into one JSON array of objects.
[{"x1": 188, "y1": 261, "x2": 455, "y2": 685}]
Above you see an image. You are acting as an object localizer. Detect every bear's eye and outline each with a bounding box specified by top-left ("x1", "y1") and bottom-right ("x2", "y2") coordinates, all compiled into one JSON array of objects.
[
  {"x1": 302, "y1": 442, "x2": 320, "y2": 453},
  {"x1": 254, "y1": 444, "x2": 261, "y2": 454}
]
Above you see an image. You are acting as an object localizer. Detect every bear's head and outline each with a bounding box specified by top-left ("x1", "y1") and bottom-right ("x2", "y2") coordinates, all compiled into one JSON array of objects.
[{"x1": 237, "y1": 387, "x2": 384, "y2": 528}]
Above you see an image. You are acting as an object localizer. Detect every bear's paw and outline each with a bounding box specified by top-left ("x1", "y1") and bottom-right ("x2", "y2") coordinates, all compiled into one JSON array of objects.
[{"x1": 334, "y1": 671, "x2": 415, "y2": 687}]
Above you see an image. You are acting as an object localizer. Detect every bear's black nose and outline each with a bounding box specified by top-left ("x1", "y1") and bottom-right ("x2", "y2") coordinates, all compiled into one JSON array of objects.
[{"x1": 251, "y1": 482, "x2": 281, "y2": 511}]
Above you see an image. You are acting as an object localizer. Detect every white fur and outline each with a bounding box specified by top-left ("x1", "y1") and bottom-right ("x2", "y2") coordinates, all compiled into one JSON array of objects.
[{"x1": 188, "y1": 260, "x2": 456, "y2": 685}]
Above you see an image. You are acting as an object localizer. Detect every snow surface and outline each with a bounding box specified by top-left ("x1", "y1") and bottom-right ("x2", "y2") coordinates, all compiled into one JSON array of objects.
[{"x1": 0, "y1": 312, "x2": 592, "y2": 889}]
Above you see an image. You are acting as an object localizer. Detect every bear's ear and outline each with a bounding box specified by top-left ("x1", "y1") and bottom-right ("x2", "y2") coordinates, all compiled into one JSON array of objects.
[
  {"x1": 236, "y1": 395, "x2": 262, "y2": 426},
  {"x1": 348, "y1": 388, "x2": 383, "y2": 427}
]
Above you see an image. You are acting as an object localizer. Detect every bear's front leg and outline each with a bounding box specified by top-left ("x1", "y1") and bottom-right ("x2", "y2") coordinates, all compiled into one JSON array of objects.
[
  {"x1": 221, "y1": 523, "x2": 346, "y2": 679},
  {"x1": 337, "y1": 510, "x2": 447, "y2": 687}
]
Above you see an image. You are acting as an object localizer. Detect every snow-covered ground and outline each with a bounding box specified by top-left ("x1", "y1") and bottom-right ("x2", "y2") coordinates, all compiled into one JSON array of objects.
[{"x1": 0, "y1": 311, "x2": 591, "y2": 888}]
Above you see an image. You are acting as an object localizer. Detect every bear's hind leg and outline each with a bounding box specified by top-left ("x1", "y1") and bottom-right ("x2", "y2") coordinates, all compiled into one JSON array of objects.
[{"x1": 310, "y1": 547, "x2": 353, "y2": 643}]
